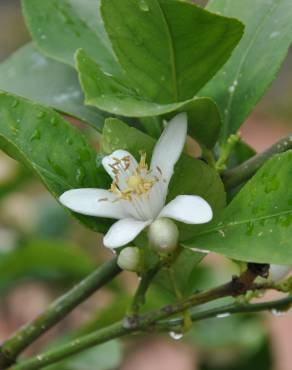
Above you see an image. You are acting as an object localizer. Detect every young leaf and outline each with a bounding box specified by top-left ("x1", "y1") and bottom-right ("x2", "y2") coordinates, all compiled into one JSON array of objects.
[
  {"x1": 183, "y1": 151, "x2": 292, "y2": 264},
  {"x1": 102, "y1": 118, "x2": 226, "y2": 240},
  {"x1": 0, "y1": 92, "x2": 110, "y2": 232},
  {"x1": 77, "y1": 50, "x2": 221, "y2": 148},
  {"x1": 0, "y1": 43, "x2": 106, "y2": 131},
  {"x1": 21, "y1": 0, "x2": 120, "y2": 75},
  {"x1": 200, "y1": 0, "x2": 292, "y2": 141},
  {"x1": 101, "y1": 0, "x2": 243, "y2": 102},
  {"x1": 153, "y1": 249, "x2": 204, "y2": 299}
]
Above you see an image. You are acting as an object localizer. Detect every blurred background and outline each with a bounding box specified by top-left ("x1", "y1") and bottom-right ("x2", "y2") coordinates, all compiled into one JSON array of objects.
[{"x1": 0, "y1": 1, "x2": 291, "y2": 369}]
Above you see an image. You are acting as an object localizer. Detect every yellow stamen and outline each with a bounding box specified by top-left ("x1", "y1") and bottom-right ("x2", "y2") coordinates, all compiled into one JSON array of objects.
[{"x1": 108, "y1": 152, "x2": 161, "y2": 202}]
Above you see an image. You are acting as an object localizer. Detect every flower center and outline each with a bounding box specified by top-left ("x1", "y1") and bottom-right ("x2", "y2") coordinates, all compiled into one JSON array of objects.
[{"x1": 109, "y1": 151, "x2": 159, "y2": 202}]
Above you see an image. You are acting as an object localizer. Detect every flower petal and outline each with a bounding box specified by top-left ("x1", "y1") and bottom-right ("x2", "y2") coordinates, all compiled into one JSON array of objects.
[
  {"x1": 103, "y1": 218, "x2": 152, "y2": 248},
  {"x1": 150, "y1": 113, "x2": 187, "y2": 196},
  {"x1": 102, "y1": 149, "x2": 138, "y2": 190},
  {"x1": 159, "y1": 195, "x2": 213, "y2": 224},
  {"x1": 59, "y1": 189, "x2": 128, "y2": 219}
]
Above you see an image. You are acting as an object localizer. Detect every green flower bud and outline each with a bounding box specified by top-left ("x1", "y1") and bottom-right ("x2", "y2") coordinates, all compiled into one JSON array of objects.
[
  {"x1": 148, "y1": 218, "x2": 179, "y2": 254},
  {"x1": 117, "y1": 247, "x2": 143, "y2": 272}
]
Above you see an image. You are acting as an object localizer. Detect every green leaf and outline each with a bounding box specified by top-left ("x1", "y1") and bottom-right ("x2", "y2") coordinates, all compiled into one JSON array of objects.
[
  {"x1": 183, "y1": 151, "x2": 292, "y2": 264},
  {"x1": 153, "y1": 249, "x2": 204, "y2": 299},
  {"x1": 21, "y1": 0, "x2": 120, "y2": 74},
  {"x1": 0, "y1": 240, "x2": 95, "y2": 292},
  {"x1": 45, "y1": 341, "x2": 122, "y2": 370},
  {"x1": 101, "y1": 0, "x2": 243, "y2": 102},
  {"x1": 78, "y1": 50, "x2": 221, "y2": 148},
  {"x1": 200, "y1": 0, "x2": 292, "y2": 141},
  {"x1": 102, "y1": 118, "x2": 226, "y2": 240},
  {"x1": 0, "y1": 43, "x2": 106, "y2": 131},
  {"x1": 0, "y1": 92, "x2": 110, "y2": 232}
]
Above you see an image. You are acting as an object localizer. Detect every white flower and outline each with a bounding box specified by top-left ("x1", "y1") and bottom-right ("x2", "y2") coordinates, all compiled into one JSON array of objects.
[{"x1": 59, "y1": 113, "x2": 213, "y2": 248}]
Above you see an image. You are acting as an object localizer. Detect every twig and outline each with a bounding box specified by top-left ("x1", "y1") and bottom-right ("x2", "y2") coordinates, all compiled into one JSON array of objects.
[
  {"x1": 222, "y1": 134, "x2": 292, "y2": 189},
  {"x1": 128, "y1": 263, "x2": 161, "y2": 316},
  {"x1": 158, "y1": 295, "x2": 292, "y2": 330},
  {"x1": 0, "y1": 258, "x2": 121, "y2": 369},
  {"x1": 9, "y1": 264, "x2": 277, "y2": 370}
]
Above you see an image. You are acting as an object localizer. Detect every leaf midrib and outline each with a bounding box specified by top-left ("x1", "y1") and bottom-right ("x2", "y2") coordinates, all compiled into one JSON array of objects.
[{"x1": 156, "y1": 0, "x2": 179, "y2": 102}]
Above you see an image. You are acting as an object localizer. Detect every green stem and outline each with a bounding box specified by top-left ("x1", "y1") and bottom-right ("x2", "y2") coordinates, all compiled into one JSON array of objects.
[
  {"x1": 0, "y1": 258, "x2": 121, "y2": 368},
  {"x1": 216, "y1": 133, "x2": 240, "y2": 172},
  {"x1": 9, "y1": 322, "x2": 130, "y2": 370},
  {"x1": 9, "y1": 266, "x2": 278, "y2": 370},
  {"x1": 158, "y1": 294, "x2": 292, "y2": 330},
  {"x1": 128, "y1": 263, "x2": 161, "y2": 316},
  {"x1": 222, "y1": 134, "x2": 292, "y2": 189}
]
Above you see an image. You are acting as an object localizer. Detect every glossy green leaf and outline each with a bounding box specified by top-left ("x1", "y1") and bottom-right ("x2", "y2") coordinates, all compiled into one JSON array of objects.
[
  {"x1": 78, "y1": 50, "x2": 221, "y2": 148},
  {"x1": 101, "y1": 0, "x2": 243, "y2": 102},
  {"x1": 102, "y1": 118, "x2": 226, "y2": 240},
  {"x1": 0, "y1": 240, "x2": 95, "y2": 292},
  {"x1": 21, "y1": 0, "x2": 120, "y2": 75},
  {"x1": 183, "y1": 151, "x2": 292, "y2": 264},
  {"x1": 200, "y1": 0, "x2": 292, "y2": 141},
  {"x1": 0, "y1": 43, "x2": 106, "y2": 130},
  {"x1": 0, "y1": 92, "x2": 110, "y2": 232}
]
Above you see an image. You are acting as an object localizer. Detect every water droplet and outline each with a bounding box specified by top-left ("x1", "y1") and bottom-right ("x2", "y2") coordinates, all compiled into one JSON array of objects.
[
  {"x1": 246, "y1": 222, "x2": 254, "y2": 236},
  {"x1": 264, "y1": 179, "x2": 279, "y2": 193},
  {"x1": 37, "y1": 111, "x2": 46, "y2": 119},
  {"x1": 270, "y1": 31, "x2": 280, "y2": 39},
  {"x1": 217, "y1": 229, "x2": 226, "y2": 238},
  {"x1": 228, "y1": 85, "x2": 235, "y2": 93},
  {"x1": 216, "y1": 312, "x2": 231, "y2": 319},
  {"x1": 37, "y1": 355, "x2": 43, "y2": 361},
  {"x1": 139, "y1": 0, "x2": 150, "y2": 11},
  {"x1": 76, "y1": 167, "x2": 86, "y2": 184},
  {"x1": 169, "y1": 331, "x2": 183, "y2": 340},
  {"x1": 47, "y1": 157, "x2": 67, "y2": 177},
  {"x1": 51, "y1": 117, "x2": 58, "y2": 126},
  {"x1": 10, "y1": 99, "x2": 19, "y2": 108},
  {"x1": 30, "y1": 129, "x2": 41, "y2": 141},
  {"x1": 271, "y1": 308, "x2": 285, "y2": 317}
]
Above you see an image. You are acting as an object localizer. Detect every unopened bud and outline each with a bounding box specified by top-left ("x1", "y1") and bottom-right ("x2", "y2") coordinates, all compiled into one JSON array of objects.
[
  {"x1": 117, "y1": 247, "x2": 143, "y2": 272},
  {"x1": 148, "y1": 218, "x2": 179, "y2": 254},
  {"x1": 270, "y1": 264, "x2": 291, "y2": 281}
]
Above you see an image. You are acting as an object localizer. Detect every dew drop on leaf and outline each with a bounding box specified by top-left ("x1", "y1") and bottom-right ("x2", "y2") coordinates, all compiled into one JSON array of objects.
[
  {"x1": 10, "y1": 99, "x2": 19, "y2": 108},
  {"x1": 51, "y1": 117, "x2": 58, "y2": 126},
  {"x1": 37, "y1": 111, "x2": 46, "y2": 119},
  {"x1": 245, "y1": 222, "x2": 254, "y2": 236},
  {"x1": 139, "y1": 0, "x2": 150, "y2": 11},
  {"x1": 76, "y1": 167, "x2": 86, "y2": 184},
  {"x1": 216, "y1": 312, "x2": 231, "y2": 319},
  {"x1": 169, "y1": 331, "x2": 183, "y2": 340},
  {"x1": 30, "y1": 129, "x2": 41, "y2": 141}
]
